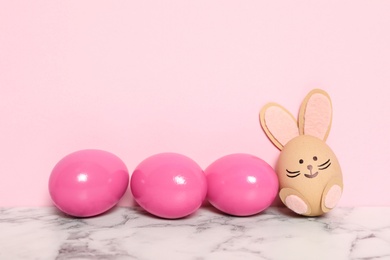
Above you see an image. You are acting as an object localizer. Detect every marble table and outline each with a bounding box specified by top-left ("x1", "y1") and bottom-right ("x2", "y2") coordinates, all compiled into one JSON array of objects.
[{"x1": 1, "y1": 207, "x2": 389, "y2": 259}]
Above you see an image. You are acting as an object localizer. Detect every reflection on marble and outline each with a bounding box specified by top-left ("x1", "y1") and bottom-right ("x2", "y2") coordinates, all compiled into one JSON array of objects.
[{"x1": 1, "y1": 207, "x2": 390, "y2": 259}]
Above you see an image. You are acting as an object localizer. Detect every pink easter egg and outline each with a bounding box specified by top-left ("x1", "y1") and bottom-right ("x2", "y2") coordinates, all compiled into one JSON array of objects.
[
  {"x1": 130, "y1": 153, "x2": 207, "y2": 219},
  {"x1": 205, "y1": 154, "x2": 278, "y2": 216},
  {"x1": 49, "y1": 149, "x2": 129, "y2": 217}
]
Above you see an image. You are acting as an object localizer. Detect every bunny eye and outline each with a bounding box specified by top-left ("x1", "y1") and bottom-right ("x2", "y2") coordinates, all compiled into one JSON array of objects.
[
  {"x1": 313, "y1": 156, "x2": 318, "y2": 161},
  {"x1": 299, "y1": 159, "x2": 304, "y2": 164}
]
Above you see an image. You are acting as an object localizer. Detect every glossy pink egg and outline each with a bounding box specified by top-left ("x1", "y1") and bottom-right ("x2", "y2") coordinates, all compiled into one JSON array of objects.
[
  {"x1": 205, "y1": 154, "x2": 278, "y2": 216},
  {"x1": 130, "y1": 153, "x2": 207, "y2": 219},
  {"x1": 49, "y1": 149, "x2": 129, "y2": 217}
]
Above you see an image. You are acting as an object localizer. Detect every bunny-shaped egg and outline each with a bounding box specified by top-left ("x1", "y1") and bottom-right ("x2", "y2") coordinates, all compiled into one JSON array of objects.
[{"x1": 259, "y1": 89, "x2": 343, "y2": 216}]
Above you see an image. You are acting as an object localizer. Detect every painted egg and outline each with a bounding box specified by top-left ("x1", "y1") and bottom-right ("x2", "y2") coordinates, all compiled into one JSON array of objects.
[
  {"x1": 276, "y1": 135, "x2": 342, "y2": 216},
  {"x1": 205, "y1": 153, "x2": 278, "y2": 216},
  {"x1": 130, "y1": 153, "x2": 207, "y2": 219},
  {"x1": 49, "y1": 149, "x2": 129, "y2": 217}
]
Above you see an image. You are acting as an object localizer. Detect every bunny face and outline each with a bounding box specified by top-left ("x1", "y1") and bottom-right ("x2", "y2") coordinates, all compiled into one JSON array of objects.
[
  {"x1": 259, "y1": 89, "x2": 343, "y2": 216},
  {"x1": 276, "y1": 135, "x2": 341, "y2": 198}
]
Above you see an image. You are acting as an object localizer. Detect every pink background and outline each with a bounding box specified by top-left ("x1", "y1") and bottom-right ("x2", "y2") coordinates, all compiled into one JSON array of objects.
[{"x1": 1, "y1": 1, "x2": 389, "y2": 207}]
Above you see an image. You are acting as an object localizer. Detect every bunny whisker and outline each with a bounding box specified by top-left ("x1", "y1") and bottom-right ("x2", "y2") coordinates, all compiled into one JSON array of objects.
[
  {"x1": 287, "y1": 173, "x2": 300, "y2": 178},
  {"x1": 286, "y1": 169, "x2": 301, "y2": 178},
  {"x1": 318, "y1": 159, "x2": 331, "y2": 168},
  {"x1": 319, "y1": 162, "x2": 331, "y2": 171}
]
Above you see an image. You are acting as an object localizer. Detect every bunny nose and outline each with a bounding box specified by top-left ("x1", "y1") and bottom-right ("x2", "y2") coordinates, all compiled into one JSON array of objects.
[{"x1": 307, "y1": 165, "x2": 313, "y2": 171}]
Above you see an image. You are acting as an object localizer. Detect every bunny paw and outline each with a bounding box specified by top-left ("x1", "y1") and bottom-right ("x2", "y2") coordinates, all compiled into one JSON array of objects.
[
  {"x1": 285, "y1": 195, "x2": 308, "y2": 215},
  {"x1": 324, "y1": 185, "x2": 342, "y2": 209}
]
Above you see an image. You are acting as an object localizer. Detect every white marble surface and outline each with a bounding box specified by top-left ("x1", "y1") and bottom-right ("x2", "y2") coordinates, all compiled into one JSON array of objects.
[{"x1": 1, "y1": 207, "x2": 390, "y2": 260}]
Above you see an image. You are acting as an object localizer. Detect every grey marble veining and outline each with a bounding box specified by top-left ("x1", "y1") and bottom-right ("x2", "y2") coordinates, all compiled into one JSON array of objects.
[{"x1": 1, "y1": 207, "x2": 389, "y2": 260}]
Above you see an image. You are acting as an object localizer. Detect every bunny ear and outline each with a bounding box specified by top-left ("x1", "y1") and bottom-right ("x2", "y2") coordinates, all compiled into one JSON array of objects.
[
  {"x1": 260, "y1": 103, "x2": 299, "y2": 150},
  {"x1": 298, "y1": 89, "x2": 332, "y2": 141}
]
